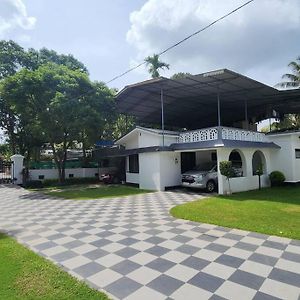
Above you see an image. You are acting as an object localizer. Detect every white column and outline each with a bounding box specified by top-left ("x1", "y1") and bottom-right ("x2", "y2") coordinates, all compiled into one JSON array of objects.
[
  {"x1": 217, "y1": 148, "x2": 231, "y2": 195},
  {"x1": 11, "y1": 154, "x2": 24, "y2": 185}
]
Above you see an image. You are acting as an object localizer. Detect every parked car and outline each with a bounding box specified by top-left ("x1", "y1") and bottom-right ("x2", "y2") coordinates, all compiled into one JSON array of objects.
[
  {"x1": 100, "y1": 167, "x2": 124, "y2": 184},
  {"x1": 182, "y1": 163, "x2": 218, "y2": 192},
  {"x1": 100, "y1": 173, "x2": 120, "y2": 184}
]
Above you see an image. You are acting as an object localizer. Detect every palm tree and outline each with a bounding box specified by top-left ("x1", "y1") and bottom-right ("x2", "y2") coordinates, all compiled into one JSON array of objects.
[
  {"x1": 275, "y1": 56, "x2": 300, "y2": 130},
  {"x1": 144, "y1": 54, "x2": 170, "y2": 78},
  {"x1": 278, "y1": 56, "x2": 300, "y2": 88}
]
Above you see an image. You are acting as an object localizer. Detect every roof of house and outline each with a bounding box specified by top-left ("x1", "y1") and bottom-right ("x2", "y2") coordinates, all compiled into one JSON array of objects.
[
  {"x1": 116, "y1": 126, "x2": 179, "y2": 144},
  {"x1": 116, "y1": 69, "x2": 300, "y2": 129}
]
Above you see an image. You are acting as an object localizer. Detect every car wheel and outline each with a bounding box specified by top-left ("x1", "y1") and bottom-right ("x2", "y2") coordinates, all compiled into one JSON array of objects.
[{"x1": 206, "y1": 180, "x2": 216, "y2": 193}]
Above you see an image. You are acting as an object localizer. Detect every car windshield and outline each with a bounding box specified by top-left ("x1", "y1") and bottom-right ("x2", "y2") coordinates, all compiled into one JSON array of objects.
[{"x1": 193, "y1": 163, "x2": 216, "y2": 172}]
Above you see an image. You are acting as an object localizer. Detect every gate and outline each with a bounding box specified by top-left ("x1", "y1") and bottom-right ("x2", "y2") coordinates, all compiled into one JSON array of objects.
[{"x1": 0, "y1": 160, "x2": 14, "y2": 184}]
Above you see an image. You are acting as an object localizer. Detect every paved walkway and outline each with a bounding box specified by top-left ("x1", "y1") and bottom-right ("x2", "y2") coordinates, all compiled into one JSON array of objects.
[{"x1": 0, "y1": 185, "x2": 299, "y2": 300}]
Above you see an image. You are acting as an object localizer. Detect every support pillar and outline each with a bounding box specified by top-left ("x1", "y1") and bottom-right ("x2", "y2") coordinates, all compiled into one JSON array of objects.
[
  {"x1": 217, "y1": 93, "x2": 221, "y2": 126},
  {"x1": 160, "y1": 87, "x2": 165, "y2": 146},
  {"x1": 244, "y1": 99, "x2": 249, "y2": 130},
  {"x1": 11, "y1": 154, "x2": 24, "y2": 185}
]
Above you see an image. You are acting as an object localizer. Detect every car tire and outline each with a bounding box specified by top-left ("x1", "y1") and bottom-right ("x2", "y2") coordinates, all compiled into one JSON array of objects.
[{"x1": 206, "y1": 180, "x2": 216, "y2": 193}]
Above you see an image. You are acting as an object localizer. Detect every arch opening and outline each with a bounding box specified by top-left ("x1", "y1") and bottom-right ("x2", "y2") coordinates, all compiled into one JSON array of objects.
[
  {"x1": 252, "y1": 150, "x2": 266, "y2": 175},
  {"x1": 229, "y1": 149, "x2": 245, "y2": 177}
]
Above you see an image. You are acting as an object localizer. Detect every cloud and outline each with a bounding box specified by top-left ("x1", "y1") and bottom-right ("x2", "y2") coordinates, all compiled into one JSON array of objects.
[
  {"x1": 126, "y1": 0, "x2": 300, "y2": 84},
  {"x1": 0, "y1": 0, "x2": 36, "y2": 38}
]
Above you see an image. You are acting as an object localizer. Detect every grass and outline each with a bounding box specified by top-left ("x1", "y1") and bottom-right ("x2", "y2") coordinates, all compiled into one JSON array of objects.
[
  {"x1": 170, "y1": 186, "x2": 300, "y2": 240},
  {"x1": 0, "y1": 233, "x2": 109, "y2": 300},
  {"x1": 35, "y1": 183, "x2": 150, "y2": 200}
]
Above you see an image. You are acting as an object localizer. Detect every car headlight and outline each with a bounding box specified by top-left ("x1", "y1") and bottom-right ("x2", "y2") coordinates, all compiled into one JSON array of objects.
[{"x1": 194, "y1": 175, "x2": 203, "y2": 182}]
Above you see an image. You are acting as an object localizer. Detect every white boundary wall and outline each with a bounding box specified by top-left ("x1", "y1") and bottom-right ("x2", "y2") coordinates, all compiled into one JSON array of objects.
[{"x1": 29, "y1": 167, "x2": 115, "y2": 181}]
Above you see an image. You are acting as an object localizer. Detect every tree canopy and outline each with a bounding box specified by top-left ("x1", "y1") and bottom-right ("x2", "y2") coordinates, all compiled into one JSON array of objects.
[
  {"x1": 170, "y1": 72, "x2": 192, "y2": 80},
  {"x1": 278, "y1": 56, "x2": 300, "y2": 89},
  {"x1": 144, "y1": 54, "x2": 170, "y2": 78},
  {"x1": 273, "y1": 55, "x2": 300, "y2": 131},
  {"x1": 0, "y1": 40, "x2": 116, "y2": 183}
]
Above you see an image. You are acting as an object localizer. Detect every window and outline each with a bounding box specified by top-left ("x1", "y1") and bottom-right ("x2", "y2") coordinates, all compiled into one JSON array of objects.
[
  {"x1": 296, "y1": 149, "x2": 300, "y2": 159},
  {"x1": 129, "y1": 154, "x2": 139, "y2": 173},
  {"x1": 69, "y1": 174, "x2": 74, "y2": 178},
  {"x1": 38, "y1": 175, "x2": 45, "y2": 180}
]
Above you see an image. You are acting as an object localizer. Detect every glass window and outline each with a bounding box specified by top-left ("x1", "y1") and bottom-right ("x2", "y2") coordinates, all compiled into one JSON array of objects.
[
  {"x1": 129, "y1": 154, "x2": 139, "y2": 173},
  {"x1": 296, "y1": 149, "x2": 300, "y2": 159}
]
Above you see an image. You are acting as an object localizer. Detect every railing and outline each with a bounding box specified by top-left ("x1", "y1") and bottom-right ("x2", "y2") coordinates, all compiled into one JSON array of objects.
[
  {"x1": 178, "y1": 127, "x2": 219, "y2": 143},
  {"x1": 221, "y1": 127, "x2": 267, "y2": 142},
  {"x1": 177, "y1": 126, "x2": 267, "y2": 143}
]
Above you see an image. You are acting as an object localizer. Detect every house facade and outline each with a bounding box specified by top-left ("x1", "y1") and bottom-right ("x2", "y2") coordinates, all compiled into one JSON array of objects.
[{"x1": 94, "y1": 69, "x2": 300, "y2": 194}]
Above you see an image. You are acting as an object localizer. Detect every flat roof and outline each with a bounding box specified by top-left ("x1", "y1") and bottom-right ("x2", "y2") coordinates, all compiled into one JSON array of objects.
[{"x1": 116, "y1": 69, "x2": 300, "y2": 129}]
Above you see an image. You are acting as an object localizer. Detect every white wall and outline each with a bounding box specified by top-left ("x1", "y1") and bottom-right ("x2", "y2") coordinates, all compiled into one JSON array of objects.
[
  {"x1": 126, "y1": 172, "x2": 139, "y2": 184},
  {"x1": 139, "y1": 131, "x2": 178, "y2": 147},
  {"x1": 124, "y1": 133, "x2": 139, "y2": 149},
  {"x1": 29, "y1": 167, "x2": 104, "y2": 181},
  {"x1": 139, "y1": 151, "x2": 182, "y2": 191},
  {"x1": 139, "y1": 152, "x2": 161, "y2": 190},
  {"x1": 268, "y1": 133, "x2": 300, "y2": 182},
  {"x1": 217, "y1": 147, "x2": 271, "y2": 194},
  {"x1": 160, "y1": 152, "x2": 182, "y2": 189}
]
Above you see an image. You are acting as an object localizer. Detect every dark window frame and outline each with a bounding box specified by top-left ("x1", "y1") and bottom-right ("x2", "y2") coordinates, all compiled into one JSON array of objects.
[
  {"x1": 296, "y1": 149, "x2": 300, "y2": 159},
  {"x1": 128, "y1": 154, "x2": 139, "y2": 173}
]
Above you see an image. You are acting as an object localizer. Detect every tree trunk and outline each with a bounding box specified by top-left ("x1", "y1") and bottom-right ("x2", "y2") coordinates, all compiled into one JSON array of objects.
[
  {"x1": 227, "y1": 178, "x2": 231, "y2": 194},
  {"x1": 51, "y1": 143, "x2": 63, "y2": 184}
]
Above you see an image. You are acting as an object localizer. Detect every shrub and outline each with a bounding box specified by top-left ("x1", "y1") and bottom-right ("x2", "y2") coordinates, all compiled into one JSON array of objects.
[
  {"x1": 269, "y1": 171, "x2": 285, "y2": 186},
  {"x1": 24, "y1": 180, "x2": 43, "y2": 189}
]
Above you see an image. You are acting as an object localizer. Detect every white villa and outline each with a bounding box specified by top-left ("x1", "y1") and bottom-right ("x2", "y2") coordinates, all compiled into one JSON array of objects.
[{"x1": 94, "y1": 69, "x2": 300, "y2": 194}]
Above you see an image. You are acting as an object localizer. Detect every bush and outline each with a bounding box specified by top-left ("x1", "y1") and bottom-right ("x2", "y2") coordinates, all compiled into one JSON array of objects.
[
  {"x1": 24, "y1": 180, "x2": 43, "y2": 189},
  {"x1": 269, "y1": 171, "x2": 285, "y2": 186},
  {"x1": 43, "y1": 177, "x2": 99, "y2": 187}
]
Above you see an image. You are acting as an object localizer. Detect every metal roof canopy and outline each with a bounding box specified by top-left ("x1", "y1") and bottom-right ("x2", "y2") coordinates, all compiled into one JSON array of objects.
[{"x1": 116, "y1": 69, "x2": 300, "y2": 129}]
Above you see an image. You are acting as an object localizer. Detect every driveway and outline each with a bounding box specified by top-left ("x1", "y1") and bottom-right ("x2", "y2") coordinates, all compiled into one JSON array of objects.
[{"x1": 0, "y1": 185, "x2": 299, "y2": 300}]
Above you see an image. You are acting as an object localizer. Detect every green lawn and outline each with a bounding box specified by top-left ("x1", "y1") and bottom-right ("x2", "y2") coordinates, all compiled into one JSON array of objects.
[
  {"x1": 0, "y1": 233, "x2": 109, "y2": 300},
  {"x1": 36, "y1": 184, "x2": 150, "y2": 200},
  {"x1": 170, "y1": 186, "x2": 300, "y2": 240}
]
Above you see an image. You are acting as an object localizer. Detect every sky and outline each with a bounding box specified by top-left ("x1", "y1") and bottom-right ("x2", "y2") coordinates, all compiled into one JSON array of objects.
[{"x1": 0, "y1": 0, "x2": 299, "y2": 91}]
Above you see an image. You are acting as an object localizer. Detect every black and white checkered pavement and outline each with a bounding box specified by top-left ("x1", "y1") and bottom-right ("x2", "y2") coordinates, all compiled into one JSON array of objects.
[{"x1": 0, "y1": 185, "x2": 299, "y2": 300}]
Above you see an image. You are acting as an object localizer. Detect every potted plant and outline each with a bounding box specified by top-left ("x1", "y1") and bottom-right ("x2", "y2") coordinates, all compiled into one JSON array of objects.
[{"x1": 219, "y1": 161, "x2": 235, "y2": 194}]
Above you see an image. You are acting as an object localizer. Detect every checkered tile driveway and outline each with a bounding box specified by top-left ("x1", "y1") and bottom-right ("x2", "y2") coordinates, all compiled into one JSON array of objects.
[{"x1": 0, "y1": 185, "x2": 300, "y2": 300}]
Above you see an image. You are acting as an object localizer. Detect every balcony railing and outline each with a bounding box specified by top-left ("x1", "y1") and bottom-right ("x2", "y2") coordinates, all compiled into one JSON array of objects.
[{"x1": 177, "y1": 126, "x2": 267, "y2": 143}]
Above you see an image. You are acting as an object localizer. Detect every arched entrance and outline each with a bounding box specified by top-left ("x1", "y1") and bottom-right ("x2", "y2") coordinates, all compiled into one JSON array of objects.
[
  {"x1": 252, "y1": 150, "x2": 266, "y2": 175},
  {"x1": 229, "y1": 149, "x2": 245, "y2": 177}
]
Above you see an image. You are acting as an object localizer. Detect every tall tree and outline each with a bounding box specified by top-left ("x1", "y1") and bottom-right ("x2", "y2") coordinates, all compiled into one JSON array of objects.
[
  {"x1": 170, "y1": 72, "x2": 192, "y2": 80},
  {"x1": 275, "y1": 56, "x2": 300, "y2": 130},
  {"x1": 278, "y1": 56, "x2": 300, "y2": 89},
  {"x1": 26, "y1": 48, "x2": 88, "y2": 73},
  {"x1": 0, "y1": 40, "x2": 89, "y2": 155},
  {"x1": 78, "y1": 81, "x2": 116, "y2": 161},
  {"x1": 1, "y1": 63, "x2": 92, "y2": 182},
  {"x1": 144, "y1": 54, "x2": 170, "y2": 78},
  {"x1": 0, "y1": 40, "x2": 27, "y2": 79}
]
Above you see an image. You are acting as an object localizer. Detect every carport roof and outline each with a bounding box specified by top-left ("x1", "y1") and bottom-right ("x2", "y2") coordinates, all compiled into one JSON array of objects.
[{"x1": 116, "y1": 69, "x2": 300, "y2": 129}]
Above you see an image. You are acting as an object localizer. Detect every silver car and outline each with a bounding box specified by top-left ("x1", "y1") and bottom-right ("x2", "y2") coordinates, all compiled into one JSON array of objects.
[{"x1": 182, "y1": 163, "x2": 218, "y2": 192}]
